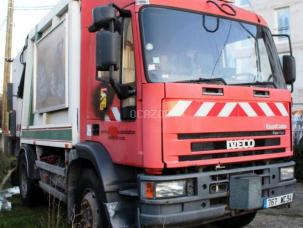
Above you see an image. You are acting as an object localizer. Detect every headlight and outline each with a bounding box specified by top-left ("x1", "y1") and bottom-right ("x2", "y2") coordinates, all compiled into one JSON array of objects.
[
  {"x1": 280, "y1": 167, "x2": 294, "y2": 181},
  {"x1": 155, "y1": 180, "x2": 186, "y2": 198},
  {"x1": 142, "y1": 179, "x2": 195, "y2": 199}
]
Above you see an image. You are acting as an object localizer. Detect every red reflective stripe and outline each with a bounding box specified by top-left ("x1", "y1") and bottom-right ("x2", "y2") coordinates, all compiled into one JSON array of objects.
[
  {"x1": 183, "y1": 101, "x2": 201, "y2": 116},
  {"x1": 283, "y1": 103, "x2": 289, "y2": 114},
  {"x1": 229, "y1": 103, "x2": 247, "y2": 117},
  {"x1": 268, "y1": 103, "x2": 282, "y2": 116},
  {"x1": 249, "y1": 103, "x2": 266, "y2": 116},
  {"x1": 208, "y1": 103, "x2": 225, "y2": 116},
  {"x1": 107, "y1": 108, "x2": 116, "y2": 121},
  {"x1": 167, "y1": 101, "x2": 289, "y2": 117}
]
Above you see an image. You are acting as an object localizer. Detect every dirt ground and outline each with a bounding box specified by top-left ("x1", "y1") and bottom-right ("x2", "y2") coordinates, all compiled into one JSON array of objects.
[
  {"x1": 205, "y1": 183, "x2": 303, "y2": 228},
  {"x1": 247, "y1": 183, "x2": 303, "y2": 228}
]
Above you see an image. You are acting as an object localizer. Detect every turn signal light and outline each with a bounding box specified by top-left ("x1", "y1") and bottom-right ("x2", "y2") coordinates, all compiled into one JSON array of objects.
[{"x1": 144, "y1": 182, "x2": 154, "y2": 199}]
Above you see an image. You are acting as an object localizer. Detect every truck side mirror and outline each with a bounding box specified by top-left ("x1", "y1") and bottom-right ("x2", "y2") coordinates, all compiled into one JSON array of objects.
[
  {"x1": 283, "y1": 55, "x2": 296, "y2": 84},
  {"x1": 96, "y1": 31, "x2": 121, "y2": 71},
  {"x1": 88, "y1": 6, "x2": 116, "y2": 33},
  {"x1": 89, "y1": 5, "x2": 135, "y2": 100},
  {"x1": 96, "y1": 30, "x2": 135, "y2": 100},
  {"x1": 272, "y1": 34, "x2": 295, "y2": 92}
]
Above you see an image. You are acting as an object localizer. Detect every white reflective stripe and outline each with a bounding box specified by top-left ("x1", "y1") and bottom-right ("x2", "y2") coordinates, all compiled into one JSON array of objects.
[
  {"x1": 167, "y1": 101, "x2": 192, "y2": 117},
  {"x1": 104, "y1": 115, "x2": 110, "y2": 122},
  {"x1": 258, "y1": 102, "x2": 274, "y2": 116},
  {"x1": 194, "y1": 102, "x2": 215, "y2": 117},
  {"x1": 112, "y1": 107, "x2": 121, "y2": 121},
  {"x1": 275, "y1": 102, "x2": 289, "y2": 116},
  {"x1": 239, "y1": 102, "x2": 257, "y2": 117},
  {"x1": 218, "y1": 103, "x2": 237, "y2": 117}
]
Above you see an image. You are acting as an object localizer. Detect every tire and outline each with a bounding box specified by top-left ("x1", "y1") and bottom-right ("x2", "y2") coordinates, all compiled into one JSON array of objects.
[
  {"x1": 18, "y1": 152, "x2": 42, "y2": 206},
  {"x1": 214, "y1": 212, "x2": 257, "y2": 228},
  {"x1": 76, "y1": 169, "x2": 108, "y2": 228}
]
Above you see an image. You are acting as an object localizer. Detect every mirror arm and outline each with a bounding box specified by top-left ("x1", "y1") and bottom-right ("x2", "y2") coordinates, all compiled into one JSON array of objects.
[
  {"x1": 272, "y1": 34, "x2": 293, "y2": 56},
  {"x1": 111, "y1": 4, "x2": 131, "y2": 17},
  {"x1": 109, "y1": 66, "x2": 136, "y2": 99}
]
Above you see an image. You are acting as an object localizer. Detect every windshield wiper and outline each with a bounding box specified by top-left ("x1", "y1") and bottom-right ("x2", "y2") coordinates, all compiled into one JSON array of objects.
[
  {"x1": 176, "y1": 77, "x2": 227, "y2": 85},
  {"x1": 232, "y1": 81, "x2": 276, "y2": 88}
]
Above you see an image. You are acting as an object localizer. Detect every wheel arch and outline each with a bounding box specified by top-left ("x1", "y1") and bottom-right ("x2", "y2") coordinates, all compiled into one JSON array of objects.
[
  {"x1": 67, "y1": 141, "x2": 139, "y2": 226},
  {"x1": 66, "y1": 141, "x2": 121, "y2": 222},
  {"x1": 74, "y1": 141, "x2": 120, "y2": 192}
]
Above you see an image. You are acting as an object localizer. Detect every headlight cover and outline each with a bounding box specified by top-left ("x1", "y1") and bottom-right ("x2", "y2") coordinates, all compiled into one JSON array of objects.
[
  {"x1": 280, "y1": 167, "x2": 294, "y2": 181},
  {"x1": 142, "y1": 179, "x2": 195, "y2": 199},
  {"x1": 155, "y1": 180, "x2": 186, "y2": 198}
]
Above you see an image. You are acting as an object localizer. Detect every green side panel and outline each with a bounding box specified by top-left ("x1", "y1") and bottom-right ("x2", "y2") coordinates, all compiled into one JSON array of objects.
[{"x1": 21, "y1": 129, "x2": 72, "y2": 141}]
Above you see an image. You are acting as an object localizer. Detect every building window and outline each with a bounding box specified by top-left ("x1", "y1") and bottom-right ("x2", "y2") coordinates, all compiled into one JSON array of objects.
[{"x1": 276, "y1": 7, "x2": 290, "y2": 39}]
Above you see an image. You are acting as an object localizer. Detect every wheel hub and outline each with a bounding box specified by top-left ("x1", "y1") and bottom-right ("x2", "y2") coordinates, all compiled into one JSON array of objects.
[{"x1": 80, "y1": 191, "x2": 100, "y2": 228}]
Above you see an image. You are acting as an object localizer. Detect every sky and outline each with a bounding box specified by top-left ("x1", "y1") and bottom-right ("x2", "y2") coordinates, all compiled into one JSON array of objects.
[{"x1": 0, "y1": 0, "x2": 60, "y2": 92}]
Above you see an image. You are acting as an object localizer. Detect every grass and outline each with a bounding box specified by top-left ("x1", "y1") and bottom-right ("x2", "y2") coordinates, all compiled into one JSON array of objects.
[
  {"x1": 0, "y1": 153, "x2": 68, "y2": 228},
  {"x1": 0, "y1": 153, "x2": 15, "y2": 189},
  {"x1": 0, "y1": 153, "x2": 47, "y2": 228},
  {"x1": 0, "y1": 145, "x2": 75, "y2": 227},
  {"x1": 0, "y1": 195, "x2": 70, "y2": 228},
  {"x1": 0, "y1": 196, "x2": 49, "y2": 228}
]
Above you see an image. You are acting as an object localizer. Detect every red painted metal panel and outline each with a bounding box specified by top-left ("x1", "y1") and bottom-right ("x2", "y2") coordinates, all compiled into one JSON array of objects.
[
  {"x1": 135, "y1": 0, "x2": 267, "y2": 26},
  {"x1": 162, "y1": 84, "x2": 292, "y2": 168}
]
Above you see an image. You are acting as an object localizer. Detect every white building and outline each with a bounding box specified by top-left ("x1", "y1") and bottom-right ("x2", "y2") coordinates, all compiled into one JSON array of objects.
[{"x1": 237, "y1": 0, "x2": 303, "y2": 110}]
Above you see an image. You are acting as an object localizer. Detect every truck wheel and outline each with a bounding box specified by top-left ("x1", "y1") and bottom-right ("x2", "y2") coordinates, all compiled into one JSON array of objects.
[
  {"x1": 18, "y1": 153, "x2": 42, "y2": 206},
  {"x1": 77, "y1": 169, "x2": 107, "y2": 228},
  {"x1": 215, "y1": 212, "x2": 257, "y2": 228}
]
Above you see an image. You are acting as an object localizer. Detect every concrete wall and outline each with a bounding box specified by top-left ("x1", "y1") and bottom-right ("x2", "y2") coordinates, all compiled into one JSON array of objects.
[{"x1": 249, "y1": 0, "x2": 303, "y2": 110}]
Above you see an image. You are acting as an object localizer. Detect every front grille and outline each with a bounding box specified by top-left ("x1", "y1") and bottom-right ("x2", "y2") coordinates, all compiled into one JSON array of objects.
[
  {"x1": 178, "y1": 130, "x2": 285, "y2": 140},
  {"x1": 191, "y1": 138, "x2": 280, "y2": 152},
  {"x1": 173, "y1": 130, "x2": 289, "y2": 165},
  {"x1": 179, "y1": 148, "x2": 285, "y2": 161}
]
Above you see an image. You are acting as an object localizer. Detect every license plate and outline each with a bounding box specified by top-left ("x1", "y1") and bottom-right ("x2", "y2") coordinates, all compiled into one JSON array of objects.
[{"x1": 263, "y1": 193, "x2": 293, "y2": 208}]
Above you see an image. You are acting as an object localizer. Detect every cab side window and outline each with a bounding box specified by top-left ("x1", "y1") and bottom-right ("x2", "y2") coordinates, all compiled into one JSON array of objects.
[
  {"x1": 121, "y1": 18, "x2": 136, "y2": 120},
  {"x1": 122, "y1": 19, "x2": 135, "y2": 84}
]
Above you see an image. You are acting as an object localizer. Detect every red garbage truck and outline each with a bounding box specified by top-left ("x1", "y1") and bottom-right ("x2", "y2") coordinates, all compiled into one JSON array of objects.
[{"x1": 12, "y1": 0, "x2": 296, "y2": 227}]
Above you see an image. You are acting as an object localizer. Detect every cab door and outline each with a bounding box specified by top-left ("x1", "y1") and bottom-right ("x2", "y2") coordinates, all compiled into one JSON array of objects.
[{"x1": 85, "y1": 15, "x2": 143, "y2": 167}]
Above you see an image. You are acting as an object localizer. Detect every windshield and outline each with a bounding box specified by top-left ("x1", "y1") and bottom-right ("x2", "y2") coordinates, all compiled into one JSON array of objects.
[{"x1": 140, "y1": 7, "x2": 285, "y2": 88}]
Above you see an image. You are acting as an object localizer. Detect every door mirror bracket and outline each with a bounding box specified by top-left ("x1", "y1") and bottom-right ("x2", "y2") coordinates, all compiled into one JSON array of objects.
[{"x1": 109, "y1": 68, "x2": 136, "y2": 99}]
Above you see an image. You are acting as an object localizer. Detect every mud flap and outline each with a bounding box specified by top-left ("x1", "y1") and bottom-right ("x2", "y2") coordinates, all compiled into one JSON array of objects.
[
  {"x1": 104, "y1": 201, "x2": 137, "y2": 228},
  {"x1": 230, "y1": 174, "x2": 262, "y2": 210}
]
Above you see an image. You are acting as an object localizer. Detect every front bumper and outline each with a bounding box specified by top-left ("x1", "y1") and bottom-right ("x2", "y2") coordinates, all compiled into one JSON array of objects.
[{"x1": 138, "y1": 161, "x2": 296, "y2": 227}]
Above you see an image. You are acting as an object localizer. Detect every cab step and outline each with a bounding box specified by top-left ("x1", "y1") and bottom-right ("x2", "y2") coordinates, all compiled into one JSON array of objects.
[{"x1": 119, "y1": 188, "x2": 138, "y2": 197}]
